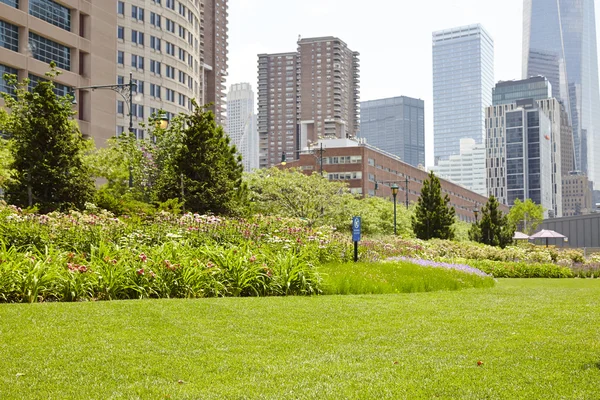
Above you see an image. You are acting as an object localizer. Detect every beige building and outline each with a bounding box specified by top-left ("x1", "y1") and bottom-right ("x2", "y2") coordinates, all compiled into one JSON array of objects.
[
  {"x1": 562, "y1": 173, "x2": 594, "y2": 216},
  {"x1": 116, "y1": 0, "x2": 228, "y2": 138},
  {"x1": 258, "y1": 36, "x2": 360, "y2": 168},
  {"x1": 0, "y1": 0, "x2": 117, "y2": 143}
]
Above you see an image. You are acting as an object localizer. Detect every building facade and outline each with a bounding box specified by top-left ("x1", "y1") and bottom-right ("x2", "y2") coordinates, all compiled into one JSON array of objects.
[
  {"x1": 523, "y1": 0, "x2": 600, "y2": 188},
  {"x1": 562, "y1": 172, "x2": 594, "y2": 216},
  {"x1": 431, "y1": 138, "x2": 486, "y2": 196},
  {"x1": 432, "y1": 24, "x2": 494, "y2": 162},
  {"x1": 358, "y1": 96, "x2": 424, "y2": 168},
  {"x1": 227, "y1": 83, "x2": 258, "y2": 172},
  {"x1": 258, "y1": 37, "x2": 360, "y2": 169},
  {"x1": 279, "y1": 138, "x2": 506, "y2": 222},
  {"x1": 486, "y1": 100, "x2": 556, "y2": 218},
  {"x1": 0, "y1": 0, "x2": 117, "y2": 143},
  {"x1": 115, "y1": 0, "x2": 228, "y2": 139}
]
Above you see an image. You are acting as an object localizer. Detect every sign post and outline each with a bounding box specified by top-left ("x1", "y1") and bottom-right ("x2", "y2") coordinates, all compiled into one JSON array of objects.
[{"x1": 352, "y1": 216, "x2": 361, "y2": 262}]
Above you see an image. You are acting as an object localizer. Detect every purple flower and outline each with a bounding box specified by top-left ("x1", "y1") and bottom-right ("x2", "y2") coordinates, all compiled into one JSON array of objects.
[{"x1": 387, "y1": 257, "x2": 491, "y2": 277}]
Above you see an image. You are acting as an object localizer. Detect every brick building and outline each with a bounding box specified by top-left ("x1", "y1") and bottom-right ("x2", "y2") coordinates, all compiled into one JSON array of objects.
[{"x1": 281, "y1": 139, "x2": 506, "y2": 222}]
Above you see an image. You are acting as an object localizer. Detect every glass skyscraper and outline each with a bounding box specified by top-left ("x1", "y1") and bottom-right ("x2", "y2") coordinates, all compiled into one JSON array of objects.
[
  {"x1": 358, "y1": 96, "x2": 425, "y2": 168},
  {"x1": 432, "y1": 24, "x2": 495, "y2": 162},
  {"x1": 523, "y1": 0, "x2": 600, "y2": 189}
]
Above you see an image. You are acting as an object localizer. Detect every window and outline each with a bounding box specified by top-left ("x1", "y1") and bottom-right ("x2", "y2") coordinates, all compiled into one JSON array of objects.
[
  {"x1": 0, "y1": 64, "x2": 17, "y2": 96},
  {"x1": 178, "y1": 25, "x2": 186, "y2": 39},
  {"x1": 179, "y1": 3, "x2": 186, "y2": 16},
  {"x1": 117, "y1": 1, "x2": 124, "y2": 15},
  {"x1": 0, "y1": 0, "x2": 18, "y2": 8},
  {"x1": 131, "y1": 5, "x2": 144, "y2": 21},
  {"x1": 117, "y1": 51, "x2": 124, "y2": 65},
  {"x1": 178, "y1": 93, "x2": 186, "y2": 106},
  {"x1": 179, "y1": 71, "x2": 186, "y2": 83},
  {"x1": 150, "y1": 12, "x2": 161, "y2": 28},
  {"x1": 165, "y1": 89, "x2": 174, "y2": 102},
  {"x1": 29, "y1": 32, "x2": 71, "y2": 71},
  {"x1": 0, "y1": 20, "x2": 19, "y2": 52},
  {"x1": 117, "y1": 75, "x2": 124, "y2": 85},
  {"x1": 150, "y1": 60, "x2": 161, "y2": 75},
  {"x1": 131, "y1": 54, "x2": 144, "y2": 70},
  {"x1": 166, "y1": 42, "x2": 175, "y2": 56},
  {"x1": 178, "y1": 48, "x2": 186, "y2": 61},
  {"x1": 29, "y1": 0, "x2": 71, "y2": 32},
  {"x1": 117, "y1": 26, "x2": 124, "y2": 40},
  {"x1": 132, "y1": 104, "x2": 144, "y2": 118},
  {"x1": 150, "y1": 84, "x2": 161, "y2": 98},
  {"x1": 131, "y1": 30, "x2": 144, "y2": 46},
  {"x1": 132, "y1": 79, "x2": 144, "y2": 94},
  {"x1": 117, "y1": 100, "x2": 124, "y2": 114},
  {"x1": 166, "y1": 0, "x2": 175, "y2": 10},
  {"x1": 150, "y1": 36, "x2": 161, "y2": 51},
  {"x1": 165, "y1": 65, "x2": 175, "y2": 79},
  {"x1": 165, "y1": 19, "x2": 175, "y2": 33}
]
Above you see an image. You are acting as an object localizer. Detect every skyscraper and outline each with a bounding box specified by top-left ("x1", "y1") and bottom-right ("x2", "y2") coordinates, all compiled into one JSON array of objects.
[
  {"x1": 0, "y1": 0, "x2": 117, "y2": 143},
  {"x1": 258, "y1": 37, "x2": 360, "y2": 168},
  {"x1": 523, "y1": 0, "x2": 600, "y2": 188},
  {"x1": 432, "y1": 24, "x2": 495, "y2": 162},
  {"x1": 115, "y1": 0, "x2": 228, "y2": 139},
  {"x1": 358, "y1": 96, "x2": 425, "y2": 168},
  {"x1": 227, "y1": 83, "x2": 258, "y2": 172}
]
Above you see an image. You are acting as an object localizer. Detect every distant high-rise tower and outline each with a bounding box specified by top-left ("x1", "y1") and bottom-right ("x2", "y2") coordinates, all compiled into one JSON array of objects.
[
  {"x1": 432, "y1": 24, "x2": 495, "y2": 162},
  {"x1": 227, "y1": 83, "x2": 258, "y2": 172},
  {"x1": 359, "y1": 96, "x2": 425, "y2": 168},
  {"x1": 258, "y1": 37, "x2": 360, "y2": 168},
  {"x1": 523, "y1": 0, "x2": 600, "y2": 188}
]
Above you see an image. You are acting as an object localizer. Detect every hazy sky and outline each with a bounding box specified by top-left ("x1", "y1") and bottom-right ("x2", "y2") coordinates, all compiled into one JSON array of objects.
[{"x1": 226, "y1": 0, "x2": 600, "y2": 167}]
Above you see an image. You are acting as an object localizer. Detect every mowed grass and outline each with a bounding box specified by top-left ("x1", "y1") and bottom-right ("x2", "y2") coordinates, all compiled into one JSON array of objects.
[
  {"x1": 0, "y1": 279, "x2": 599, "y2": 399},
  {"x1": 319, "y1": 261, "x2": 494, "y2": 295}
]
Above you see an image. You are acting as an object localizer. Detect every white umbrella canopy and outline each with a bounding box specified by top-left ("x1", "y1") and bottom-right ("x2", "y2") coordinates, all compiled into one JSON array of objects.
[
  {"x1": 529, "y1": 229, "x2": 567, "y2": 247},
  {"x1": 513, "y1": 231, "x2": 530, "y2": 240}
]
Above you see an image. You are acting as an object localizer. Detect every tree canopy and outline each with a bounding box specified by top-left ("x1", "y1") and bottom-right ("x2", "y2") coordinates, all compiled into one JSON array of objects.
[
  {"x1": 469, "y1": 195, "x2": 515, "y2": 248},
  {"x1": 1, "y1": 64, "x2": 94, "y2": 211},
  {"x1": 507, "y1": 198, "x2": 544, "y2": 235}
]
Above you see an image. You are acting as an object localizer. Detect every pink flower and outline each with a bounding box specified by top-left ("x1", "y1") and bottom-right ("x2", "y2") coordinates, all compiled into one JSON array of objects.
[
  {"x1": 206, "y1": 262, "x2": 215, "y2": 269},
  {"x1": 136, "y1": 268, "x2": 145, "y2": 276},
  {"x1": 139, "y1": 253, "x2": 147, "y2": 262},
  {"x1": 249, "y1": 255, "x2": 256, "y2": 263},
  {"x1": 78, "y1": 265, "x2": 88, "y2": 273},
  {"x1": 149, "y1": 271, "x2": 156, "y2": 278}
]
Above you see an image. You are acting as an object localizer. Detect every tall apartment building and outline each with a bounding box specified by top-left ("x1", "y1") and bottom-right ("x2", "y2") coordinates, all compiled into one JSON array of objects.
[
  {"x1": 227, "y1": 83, "x2": 258, "y2": 172},
  {"x1": 258, "y1": 36, "x2": 359, "y2": 169},
  {"x1": 432, "y1": 24, "x2": 494, "y2": 162},
  {"x1": 0, "y1": 0, "x2": 116, "y2": 143},
  {"x1": 486, "y1": 100, "x2": 555, "y2": 218},
  {"x1": 115, "y1": 0, "x2": 227, "y2": 139},
  {"x1": 523, "y1": 0, "x2": 600, "y2": 188},
  {"x1": 358, "y1": 96, "x2": 425, "y2": 168},
  {"x1": 431, "y1": 138, "x2": 486, "y2": 196},
  {"x1": 562, "y1": 172, "x2": 594, "y2": 216}
]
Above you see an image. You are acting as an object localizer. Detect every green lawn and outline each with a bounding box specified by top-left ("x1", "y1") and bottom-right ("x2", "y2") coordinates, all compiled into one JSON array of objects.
[{"x1": 1, "y1": 279, "x2": 599, "y2": 399}]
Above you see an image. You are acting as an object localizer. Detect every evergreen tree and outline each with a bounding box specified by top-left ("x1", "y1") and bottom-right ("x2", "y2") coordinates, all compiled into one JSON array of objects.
[
  {"x1": 1, "y1": 64, "x2": 94, "y2": 211},
  {"x1": 411, "y1": 171, "x2": 455, "y2": 240},
  {"x1": 469, "y1": 195, "x2": 515, "y2": 248},
  {"x1": 155, "y1": 102, "x2": 246, "y2": 214}
]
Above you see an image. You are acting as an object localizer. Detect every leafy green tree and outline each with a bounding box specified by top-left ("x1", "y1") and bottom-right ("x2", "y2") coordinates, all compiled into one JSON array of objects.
[
  {"x1": 1, "y1": 64, "x2": 94, "y2": 211},
  {"x1": 155, "y1": 102, "x2": 246, "y2": 215},
  {"x1": 411, "y1": 171, "x2": 456, "y2": 240},
  {"x1": 0, "y1": 110, "x2": 13, "y2": 190},
  {"x1": 245, "y1": 167, "x2": 348, "y2": 227},
  {"x1": 507, "y1": 198, "x2": 544, "y2": 235},
  {"x1": 469, "y1": 195, "x2": 515, "y2": 248}
]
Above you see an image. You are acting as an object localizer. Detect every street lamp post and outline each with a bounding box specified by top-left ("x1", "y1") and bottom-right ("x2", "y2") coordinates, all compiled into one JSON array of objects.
[
  {"x1": 72, "y1": 72, "x2": 137, "y2": 187},
  {"x1": 473, "y1": 206, "x2": 479, "y2": 223},
  {"x1": 391, "y1": 183, "x2": 399, "y2": 235},
  {"x1": 405, "y1": 175, "x2": 409, "y2": 209}
]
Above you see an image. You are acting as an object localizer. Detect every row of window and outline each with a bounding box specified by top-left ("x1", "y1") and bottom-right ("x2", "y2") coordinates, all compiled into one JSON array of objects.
[
  {"x1": 2, "y1": 0, "x2": 70, "y2": 31},
  {"x1": 0, "y1": 64, "x2": 69, "y2": 98}
]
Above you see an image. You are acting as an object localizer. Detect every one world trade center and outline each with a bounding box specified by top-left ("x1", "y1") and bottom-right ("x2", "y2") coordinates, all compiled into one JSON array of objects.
[{"x1": 523, "y1": 0, "x2": 600, "y2": 189}]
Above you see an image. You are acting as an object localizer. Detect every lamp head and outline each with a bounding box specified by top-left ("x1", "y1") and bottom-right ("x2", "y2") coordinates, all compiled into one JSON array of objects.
[
  {"x1": 281, "y1": 152, "x2": 287, "y2": 166},
  {"x1": 391, "y1": 183, "x2": 399, "y2": 196}
]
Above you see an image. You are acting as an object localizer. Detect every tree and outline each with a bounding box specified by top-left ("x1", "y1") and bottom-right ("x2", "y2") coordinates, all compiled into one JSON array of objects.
[
  {"x1": 1, "y1": 64, "x2": 95, "y2": 211},
  {"x1": 155, "y1": 102, "x2": 247, "y2": 215},
  {"x1": 0, "y1": 111, "x2": 13, "y2": 190},
  {"x1": 411, "y1": 171, "x2": 455, "y2": 240},
  {"x1": 245, "y1": 167, "x2": 348, "y2": 227},
  {"x1": 507, "y1": 198, "x2": 544, "y2": 235},
  {"x1": 469, "y1": 195, "x2": 515, "y2": 248}
]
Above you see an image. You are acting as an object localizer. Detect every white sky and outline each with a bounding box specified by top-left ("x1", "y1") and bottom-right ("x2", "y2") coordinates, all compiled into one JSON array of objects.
[{"x1": 226, "y1": 0, "x2": 600, "y2": 167}]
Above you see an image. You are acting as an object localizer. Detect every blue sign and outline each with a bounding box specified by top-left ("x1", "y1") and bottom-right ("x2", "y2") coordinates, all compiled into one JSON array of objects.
[{"x1": 352, "y1": 216, "x2": 361, "y2": 242}]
